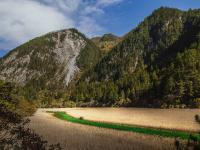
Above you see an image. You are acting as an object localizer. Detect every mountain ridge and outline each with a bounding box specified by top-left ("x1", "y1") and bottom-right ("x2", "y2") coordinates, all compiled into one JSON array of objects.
[
  {"x1": 73, "y1": 7, "x2": 200, "y2": 108},
  {"x1": 0, "y1": 28, "x2": 101, "y2": 91},
  {"x1": 0, "y1": 7, "x2": 200, "y2": 108}
]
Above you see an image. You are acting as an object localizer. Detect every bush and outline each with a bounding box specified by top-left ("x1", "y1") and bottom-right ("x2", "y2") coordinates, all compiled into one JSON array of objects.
[
  {"x1": 180, "y1": 104, "x2": 186, "y2": 109},
  {"x1": 115, "y1": 98, "x2": 131, "y2": 107},
  {"x1": 175, "y1": 105, "x2": 180, "y2": 108},
  {"x1": 0, "y1": 80, "x2": 61, "y2": 149},
  {"x1": 64, "y1": 100, "x2": 76, "y2": 108},
  {"x1": 79, "y1": 116, "x2": 84, "y2": 120},
  {"x1": 194, "y1": 98, "x2": 200, "y2": 108},
  {"x1": 195, "y1": 114, "x2": 200, "y2": 123},
  {"x1": 161, "y1": 103, "x2": 168, "y2": 109}
]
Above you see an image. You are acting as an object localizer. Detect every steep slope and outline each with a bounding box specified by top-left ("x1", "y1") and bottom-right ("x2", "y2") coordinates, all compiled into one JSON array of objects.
[
  {"x1": 74, "y1": 7, "x2": 200, "y2": 108},
  {"x1": 92, "y1": 33, "x2": 121, "y2": 53},
  {"x1": 0, "y1": 29, "x2": 101, "y2": 91}
]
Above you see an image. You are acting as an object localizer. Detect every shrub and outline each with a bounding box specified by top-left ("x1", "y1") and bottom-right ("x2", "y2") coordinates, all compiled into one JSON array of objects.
[
  {"x1": 161, "y1": 103, "x2": 168, "y2": 109},
  {"x1": 175, "y1": 105, "x2": 180, "y2": 108},
  {"x1": 194, "y1": 98, "x2": 200, "y2": 108},
  {"x1": 195, "y1": 114, "x2": 200, "y2": 123},
  {"x1": 180, "y1": 104, "x2": 186, "y2": 109},
  {"x1": 79, "y1": 116, "x2": 84, "y2": 120},
  {"x1": 64, "y1": 100, "x2": 76, "y2": 108}
]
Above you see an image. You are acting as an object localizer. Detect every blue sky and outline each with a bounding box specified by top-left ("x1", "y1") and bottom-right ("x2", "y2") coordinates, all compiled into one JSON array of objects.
[
  {"x1": 102, "y1": 0, "x2": 200, "y2": 36},
  {"x1": 0, "y1": 0, "x2": 200, "y2": 57}
]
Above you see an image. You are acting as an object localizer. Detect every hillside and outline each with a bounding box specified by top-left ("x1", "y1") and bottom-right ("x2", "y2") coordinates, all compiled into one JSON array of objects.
[
  {"x1": 73, "y1": 7, "x2": 200, "y2": 108},
  {"x1": 92, "y1": 34, "x2": 121, "y2": 53},
  {"x1": 0, "y1": 29, "x2": 101, "y2": 103}
]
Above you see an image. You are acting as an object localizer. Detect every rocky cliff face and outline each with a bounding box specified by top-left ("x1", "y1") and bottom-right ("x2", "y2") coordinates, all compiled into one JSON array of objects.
[
  {"x1": 52, "y1": 30, "x2": 86, "y2": 86},
  {"x1": 0, "y1": 29, "x2": 100, "y2": 89}
]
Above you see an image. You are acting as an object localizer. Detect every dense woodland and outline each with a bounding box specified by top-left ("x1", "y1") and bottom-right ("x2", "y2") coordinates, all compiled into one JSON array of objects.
[{"x1": 72, "y1": 7, "x2": 200, "y2": 108}]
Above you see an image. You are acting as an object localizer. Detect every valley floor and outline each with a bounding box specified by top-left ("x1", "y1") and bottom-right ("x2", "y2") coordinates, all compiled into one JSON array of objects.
[
  {"x1": 64, "y1": 108, "x2": 200, "y2": 132},
  {"x1": 27, "y1": 108, "x2": 200, "y2": 150}
]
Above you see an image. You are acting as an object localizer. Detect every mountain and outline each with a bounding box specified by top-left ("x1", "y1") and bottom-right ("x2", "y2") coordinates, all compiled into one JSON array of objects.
[
  {"x1": 0, "y1": 29, "x2": 101, "y2": 98},
  {"x1": 73, "y1": 7, "x2": 200, "y2": 108},
  {"x1": 91, "y1": 33, "x2": 121, "y2": 53},
  {"x1": 1, "y1": 7, "x2": 200, "y2": 108}
]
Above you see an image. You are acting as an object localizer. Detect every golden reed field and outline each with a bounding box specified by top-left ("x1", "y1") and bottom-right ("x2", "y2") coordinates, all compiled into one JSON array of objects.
[
  {"x1": 66, "y1": 108, "x2": 200, "y2": 132},
  {"x1": 28, "y1": 108, "x2": 200, "y2": 150}
]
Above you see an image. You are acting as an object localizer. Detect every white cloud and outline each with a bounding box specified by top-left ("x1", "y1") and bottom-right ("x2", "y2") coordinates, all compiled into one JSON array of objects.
[
  {"x1": 0, "y1": 0, "x2": 74, "y2": 50},
  {"x1": 0, "y1": 0, "x2": 124, "y2": 51},
  {"x1": 97, "y1": 0, "x2": 123, "y2": 7},
  {"x1": 38, "y1": 0, "x2": 82, "y2": 14},
  {"x1": 83, "y1": 6, "x2": 104, "y2": 15},
  {"x1": 78, "y1": 17, "x2": 103, "y2": 37}
]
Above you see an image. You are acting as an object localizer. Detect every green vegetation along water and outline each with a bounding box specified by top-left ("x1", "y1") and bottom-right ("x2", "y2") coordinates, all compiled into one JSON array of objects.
[{"x1": 53, "y1": 111, "x2": 200, "y2": 141}]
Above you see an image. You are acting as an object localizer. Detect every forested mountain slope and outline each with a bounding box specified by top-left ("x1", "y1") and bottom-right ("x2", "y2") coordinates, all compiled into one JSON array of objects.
[
  {"x1": 0, "y1": 29, "x2": 101, "y2": 102},
  {"x1": 73, "y1": 7, "x2": 200, "y2": 108}
]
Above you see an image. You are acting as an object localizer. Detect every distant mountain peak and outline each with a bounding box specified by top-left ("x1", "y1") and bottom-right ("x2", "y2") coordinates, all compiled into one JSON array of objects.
[
  {"x1": 91, "y1": 33, "x2": 121, "y2": 52},
  {"x1": 100, "y1": 33, "x2": 119, "y2": 41}
]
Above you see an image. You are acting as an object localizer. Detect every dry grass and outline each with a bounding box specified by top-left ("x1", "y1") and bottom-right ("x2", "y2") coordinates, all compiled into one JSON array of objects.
[
  {"x1": 27, "y1": 108, "x2": 197, "y2": 150},
  {"x1": 63, "y1": 108, "x2": 200, "y2": 132}
]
